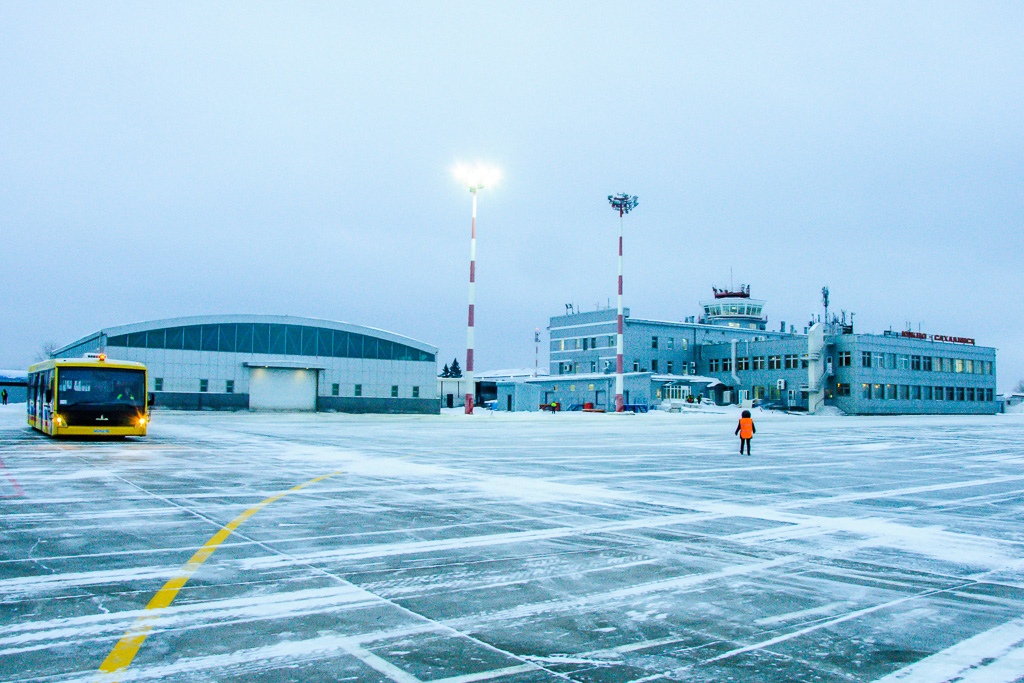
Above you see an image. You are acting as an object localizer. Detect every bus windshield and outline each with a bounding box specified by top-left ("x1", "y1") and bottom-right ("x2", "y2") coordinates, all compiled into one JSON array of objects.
[{"x1": 57, "y1": 368, "x2": 146, "y2": 408}]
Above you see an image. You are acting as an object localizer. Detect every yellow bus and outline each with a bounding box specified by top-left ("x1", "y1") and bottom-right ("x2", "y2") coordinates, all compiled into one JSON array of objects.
[{"x1": 27, "y1": 354, "x2": 152, "y2": 437}]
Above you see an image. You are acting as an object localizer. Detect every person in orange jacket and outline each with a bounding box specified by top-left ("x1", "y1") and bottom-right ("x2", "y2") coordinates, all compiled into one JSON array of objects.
[{"x1": 735, "y1": 409, "x2": 755, "y2": 455}]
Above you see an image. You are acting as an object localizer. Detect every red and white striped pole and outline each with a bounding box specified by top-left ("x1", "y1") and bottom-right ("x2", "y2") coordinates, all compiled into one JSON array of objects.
[
  {"x1": 607, "y1": 193, "x2": 638, "y2": 413},
  {"x1": 465, "y1": 187, "x2": 478, "y2": 414},
  {"x1": 455, "y1": 163, "x2": 499, "y2": 414},
  {"x1": 615, "y1": 209, "x2": 625, "y2": 412}
]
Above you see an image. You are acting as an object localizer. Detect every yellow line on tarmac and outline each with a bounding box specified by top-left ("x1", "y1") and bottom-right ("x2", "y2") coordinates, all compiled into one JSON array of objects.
[{"x1": 96, "y1": 471, "x2": 342, "y2": 681}]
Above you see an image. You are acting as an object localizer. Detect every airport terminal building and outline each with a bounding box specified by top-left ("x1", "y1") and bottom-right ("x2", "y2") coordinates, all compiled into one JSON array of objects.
[
  {"x1": 52, "y1": 315, "x2": 440, "y2": 413},
  {"x1": 497, "y1": 287, "x2": 998, "y2": 415}
]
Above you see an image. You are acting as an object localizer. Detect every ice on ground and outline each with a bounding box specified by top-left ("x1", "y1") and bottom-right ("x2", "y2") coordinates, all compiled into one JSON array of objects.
[{"x1": 2, "y1": 408, "x2": 1024, "y2": 683}]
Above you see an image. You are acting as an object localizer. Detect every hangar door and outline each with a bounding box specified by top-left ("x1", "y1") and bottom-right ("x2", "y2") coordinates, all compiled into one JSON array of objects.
[{"x1": 248, "y1": 368, "x2": 318, "y2": 411}]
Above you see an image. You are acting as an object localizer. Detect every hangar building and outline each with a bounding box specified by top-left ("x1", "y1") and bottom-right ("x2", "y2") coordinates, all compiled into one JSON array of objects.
[{"x1": 52, "y1": 315, "x2": 439, "y2": 413}]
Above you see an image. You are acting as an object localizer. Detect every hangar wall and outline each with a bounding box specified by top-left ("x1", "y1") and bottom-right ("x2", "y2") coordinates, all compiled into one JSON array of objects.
[{"x1": 53, "y1": 315, "x2": 440, "y2": 414}]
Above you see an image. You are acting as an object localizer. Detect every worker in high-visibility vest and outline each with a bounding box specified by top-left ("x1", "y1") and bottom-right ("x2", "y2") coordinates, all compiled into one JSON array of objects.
[{"x1": 735, "y1": 409, "x2": 756, "y2": 455}]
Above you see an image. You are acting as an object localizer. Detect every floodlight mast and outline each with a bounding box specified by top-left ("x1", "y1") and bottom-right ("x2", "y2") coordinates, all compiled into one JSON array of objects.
[
  {"x1": 465, "y1": 184, "x2": 481, "y2": 414},
  {"x1": 455, "y1": 164, "x2": 500, "y2": 414},
  {"x1": 608, "y1": 193, "x2": 639, "y2": 413}
]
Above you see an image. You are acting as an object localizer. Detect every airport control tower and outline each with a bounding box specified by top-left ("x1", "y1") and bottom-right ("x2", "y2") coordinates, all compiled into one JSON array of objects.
[{"x1": 698, "y1": 285, "x2": 768, "y2": 330}]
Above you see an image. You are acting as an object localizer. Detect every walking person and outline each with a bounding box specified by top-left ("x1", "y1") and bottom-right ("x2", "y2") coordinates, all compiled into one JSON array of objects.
[
  {"x1": 1, "y1": 389, "x2": 7, "y2": 405},
  {"x1": 735, "y1": 409, "x2": 755, "y2": 455}
]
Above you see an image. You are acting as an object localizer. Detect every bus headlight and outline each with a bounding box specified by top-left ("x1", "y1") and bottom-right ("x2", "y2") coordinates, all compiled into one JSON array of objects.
[
  {"x1": 54, "y1": 414, "x2": 65, "y2": 427},
  {"x1": 137, "y1": 415, "x2": 148, "y2": 427}
]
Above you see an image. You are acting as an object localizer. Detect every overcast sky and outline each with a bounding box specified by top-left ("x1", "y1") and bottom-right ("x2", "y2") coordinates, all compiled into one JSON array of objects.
[{"x1": 2, "y1": 2, "x2": 1022, "y2": 389}]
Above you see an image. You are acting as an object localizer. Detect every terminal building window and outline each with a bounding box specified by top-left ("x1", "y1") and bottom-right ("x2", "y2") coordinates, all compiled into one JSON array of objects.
[
  {"x1": 784, "y1": 354, "x2": 798, "y2": 369},
  {"x1": 753, "y1": 356, "x2": 765, "y2": 370},
  {"x1": 667, "y1": 361, "x2": 674, "y2": 374},
  {"x1": 737, "y1": 357, "x2": 749, "y2": 371},
  {"x1": 861, "y1": 383, "x2": 870, "y2": 399},
  {"x1": 722, "y1": 358, "x2": 732, "y2": 372},
  {"x1": 199, "y1": 379, "x2": 208, "y2": 393},
  {"x1": 897, "y1": 355, "x2": 910, "y2": 370},
  {"x1": 354, "y1": 384, "x2": 362, "y2": 396},
  {"x1": 651, "y1": 360, "x2": 658, "y2": 372},
  {"x1": 861, "y1": 352, "x2": 872, "y2": 368},
  {"x1": 709, "y1": 359, "x2": 720, "y2": 372},
  {"x1": 107, "y1": 323, "x2": 435, "y2": 363},
  {"x1": 154, "y1": 377, "x2": 163, "y2": 392},
  {"x1": 768, "y1": 355, "x2": 781, "y2": 370},
  {"x1": 839, "y1": 352, "x2": 851, "y2": 367},
  {"x1": 331, "y1": 383, "x2": 340, "y2": 396},
  {"x1": 391, "y1": 386, "x2": 399, "y2": 398},
  {"x1": 651, "y1": 336, "x2": 658, "y2": 349},
  {"x1": 412, "y1": 386, "x2": 419, "y2": 398},
  {"x1": 225, "y1": 380, "x2": 234, "y2": 394},
  {"x1": 922, "y1": 356, "x2": 932, "y2": 371},
  {"x1": 836, "y1": 383, "x2": 850, "y2": 396}
]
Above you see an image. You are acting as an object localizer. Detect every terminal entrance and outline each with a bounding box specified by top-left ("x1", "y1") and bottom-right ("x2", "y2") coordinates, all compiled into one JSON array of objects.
[{"x1": 248, "y1": 367, "x2": 317, "y2": 411}]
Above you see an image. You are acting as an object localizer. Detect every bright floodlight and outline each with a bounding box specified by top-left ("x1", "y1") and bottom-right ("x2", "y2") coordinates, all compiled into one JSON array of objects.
[{"x1": 453, "y1": 163, "x2": 501, "y2": 191}]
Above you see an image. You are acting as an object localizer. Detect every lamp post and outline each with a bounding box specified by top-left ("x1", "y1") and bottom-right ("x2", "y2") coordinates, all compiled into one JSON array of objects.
[
  {"x1": 454, "y1": 163, "x2": 500, "y2": 414},
  {"x1": 608, "y1": 193, "x2": 639, "y2": 412},
  {"x1": 534, "y1": 328, "x2": 540, "y2": 377}
]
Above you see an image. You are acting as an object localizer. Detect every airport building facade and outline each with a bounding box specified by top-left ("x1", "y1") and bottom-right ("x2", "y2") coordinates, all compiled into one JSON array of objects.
[
  {"x1": 498, "y1": 287, "x2": 998, "y2": 415},
  {"x1": 52, "y1": 315, "x2": 440, "y2": 413}
]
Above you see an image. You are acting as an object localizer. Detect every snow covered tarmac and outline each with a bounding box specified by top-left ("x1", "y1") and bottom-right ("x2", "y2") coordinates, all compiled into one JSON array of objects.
[{"x1": 2, "y1": 405, "x2": 1024, "y2": 683}]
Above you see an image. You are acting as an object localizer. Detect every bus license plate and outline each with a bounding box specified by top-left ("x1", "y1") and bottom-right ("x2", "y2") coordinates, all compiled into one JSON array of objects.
[{"x1": 94, "y1": 429, "x2": 110, "y2": 434}]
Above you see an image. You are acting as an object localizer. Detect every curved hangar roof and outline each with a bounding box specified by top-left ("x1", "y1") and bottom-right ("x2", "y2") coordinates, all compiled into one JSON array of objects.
[{"x1": 54, "y1": 315, "x2": 437, "y2": 363}]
